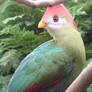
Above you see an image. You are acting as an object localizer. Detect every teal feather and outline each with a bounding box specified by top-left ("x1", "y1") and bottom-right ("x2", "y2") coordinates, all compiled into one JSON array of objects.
[{"x1": 7, "y1": 42, "x2": 74, "y2": 92}]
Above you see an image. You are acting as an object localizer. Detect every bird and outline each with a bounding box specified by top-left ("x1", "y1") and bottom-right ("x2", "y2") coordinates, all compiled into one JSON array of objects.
[{"x1": 7, "y1": 4, "x2": 86, "y2": 92}]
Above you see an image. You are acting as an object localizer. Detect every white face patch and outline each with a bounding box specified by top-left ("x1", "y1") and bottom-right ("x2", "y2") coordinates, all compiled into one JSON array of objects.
[
  {"x1": 44, "y1": 16, "x2": 68, "y2": 39},
  {"x1": 45, "y1": 16, "x2": 67, "y2": 31}
]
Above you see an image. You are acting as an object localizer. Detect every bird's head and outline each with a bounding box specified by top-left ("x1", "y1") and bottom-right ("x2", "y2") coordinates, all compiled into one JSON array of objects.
[{"x1": 38, "y1": 4, "x2": 78, "y2": 37}]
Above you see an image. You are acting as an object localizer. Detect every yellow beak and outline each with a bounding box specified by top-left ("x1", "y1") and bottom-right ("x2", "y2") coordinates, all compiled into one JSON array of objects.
[{"x1": 38, "y1": 21, "x2": 47, "y2": 28}]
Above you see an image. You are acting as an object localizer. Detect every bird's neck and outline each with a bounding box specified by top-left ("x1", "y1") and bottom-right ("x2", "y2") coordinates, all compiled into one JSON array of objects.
[
  {"x1": 55, "y1": 27, "x2": 85, "y2": 78},
  {"x1": 47, "y1": 25, "x2": 76, "y2": 42},
  {"x1": 55, "y1": 27, "x2": 77, "y2": 42},
  {"x1": 53, "y1": 27, "x2": 79, "y2": 55}
]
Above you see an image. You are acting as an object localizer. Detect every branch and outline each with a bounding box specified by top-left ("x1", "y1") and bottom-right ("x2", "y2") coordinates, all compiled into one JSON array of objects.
[
  {"x1": 13, "y1": 0, "x2": 70, "y2": 8},
  {"x1": 65, "y1": 61, "x2": 92, "y2": 92}
]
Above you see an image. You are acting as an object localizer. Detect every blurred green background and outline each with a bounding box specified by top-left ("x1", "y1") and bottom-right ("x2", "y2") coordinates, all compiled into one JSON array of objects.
[{"x1": 0, "y1": 0, "x2": 92, "y2": 92}]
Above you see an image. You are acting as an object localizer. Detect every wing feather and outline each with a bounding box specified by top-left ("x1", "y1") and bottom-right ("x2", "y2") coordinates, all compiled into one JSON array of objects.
[{"x1": 7, "y1": 42, "x2": 73, "y2": 92}]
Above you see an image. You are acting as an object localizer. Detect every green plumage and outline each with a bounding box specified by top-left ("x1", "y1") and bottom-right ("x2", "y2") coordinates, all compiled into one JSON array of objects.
[
  {"x1": 7, "y1": 27, "x2": 85, "y2": 92},
  {"x1": 7, "y1": 41, "x2": 73, "y2": 92}
]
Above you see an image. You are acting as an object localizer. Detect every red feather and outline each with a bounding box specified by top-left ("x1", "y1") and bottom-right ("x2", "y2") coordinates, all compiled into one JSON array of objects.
[
  {"x1": 26, "y1": 79, "x2": 61, "y2": 92},
  {"x1": 42, "y1": 4, "x2": 78, "y2": 31}
]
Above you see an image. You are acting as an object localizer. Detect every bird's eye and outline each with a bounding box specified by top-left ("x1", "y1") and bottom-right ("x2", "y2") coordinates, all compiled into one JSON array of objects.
[{"x1": 53, "y1": 16, "x2": 58, "y2": 22}]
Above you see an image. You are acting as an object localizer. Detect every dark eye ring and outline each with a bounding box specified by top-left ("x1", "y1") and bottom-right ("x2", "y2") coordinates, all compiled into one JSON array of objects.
[{"x1": 53, "y1": 16, "x2": 58, "y2": 22}]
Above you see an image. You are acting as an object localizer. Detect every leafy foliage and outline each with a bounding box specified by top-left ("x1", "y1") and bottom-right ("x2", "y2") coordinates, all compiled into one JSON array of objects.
[
  {"x1": 0, "y1": 49, "x2": 20, "y2": 76},
  {"x1": 0, "y1": 0, "x2": 45, "y2": 34},
  {"x1": 0, "y1": 75, "x2": 12, "y2": 92},
  {"x1": 0, "y1": 25, "x2": 51, "y2": 59}
]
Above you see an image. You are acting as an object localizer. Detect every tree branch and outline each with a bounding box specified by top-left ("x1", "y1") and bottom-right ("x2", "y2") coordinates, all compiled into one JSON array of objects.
[
  {"x1": 65, "y1": 61, "x2": 92, "y2": 92},
  {"x1": 13, "y1": 0, "x2": 70, "y2": 8}
]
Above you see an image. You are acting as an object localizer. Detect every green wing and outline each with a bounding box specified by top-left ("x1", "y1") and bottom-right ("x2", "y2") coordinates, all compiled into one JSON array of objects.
[{"x1": 7, "y1": 41, "x2": 74, "y2": 92}]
